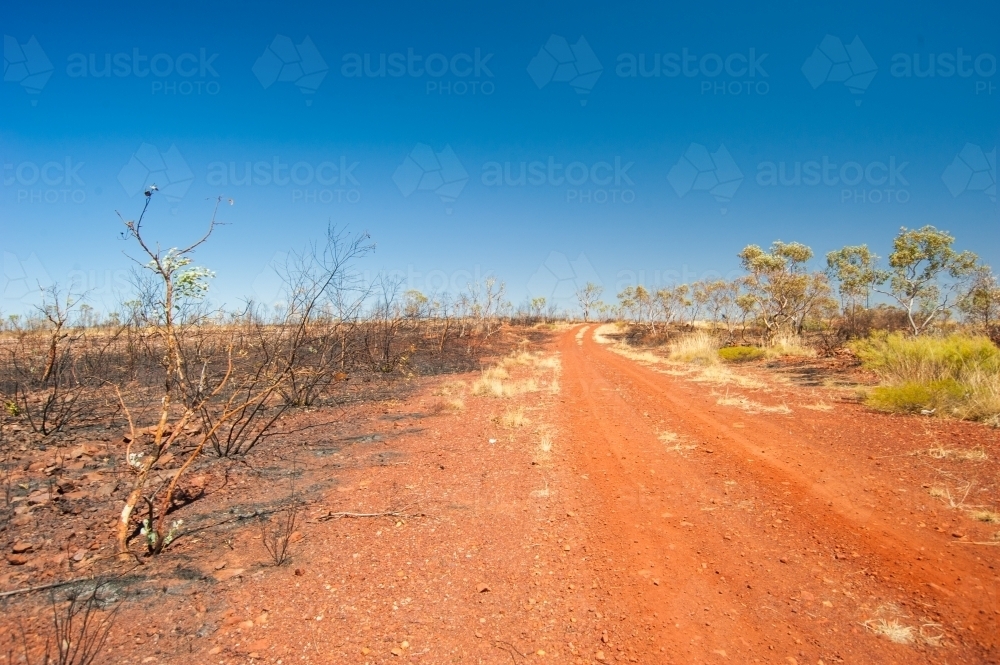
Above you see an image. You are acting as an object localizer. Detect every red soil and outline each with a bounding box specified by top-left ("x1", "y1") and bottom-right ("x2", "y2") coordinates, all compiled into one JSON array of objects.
[{"x1": 2, "y1": 325, "x2": 997, "y2": 664}]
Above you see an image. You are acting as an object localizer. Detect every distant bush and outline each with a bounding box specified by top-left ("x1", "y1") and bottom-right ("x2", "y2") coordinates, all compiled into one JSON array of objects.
[
  {"x1": 718, "y1": 346, "x2": 766, "y2": 363},
  {"x1": 852, "y1": 333, "x2": 1000, "y2": 423}
]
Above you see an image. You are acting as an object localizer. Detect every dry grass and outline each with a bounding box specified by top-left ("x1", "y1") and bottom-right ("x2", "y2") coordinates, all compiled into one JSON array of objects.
[
  {"x1": 575, "y1": 326, "x2": 589, "y2": 345},
  {"x1": 473, "y1": 350, "x2": 560, "y2": 398},
  {"x1": 535, "y1": 355, "x2": 561, "y2": 371},
  {"x1": 926, "y1": 445, "x2": 988, "y2": 462},
  {"x1": 432, "y1": 380, "x2": 467, "y2": 396},
  {"x1": 766, "y1": 333, "x2": 817, "y2": 358},
  {"x1": 801, "y1": 400, "x2": 834, "y2": 411},
  {"x1": 657, "y1": 430, "x2": 679, "y2": 443},
  {"x1": 501, "y1": 406, "x2": 529, "y2": 428},
  {"x1": 539, "y1": 431, "x2": 553, "y2": 454},
  {"x1": 866, "y1": 618, "x2": 915, "y2": 645},
  {"x1": 927, "y1": 482, "x2": 974, "y2": 509},
  {"x1": 667, "y1": 332, "x2": 720, "y2": 365},
  {"x1": 429, "y1": 398, "x2": 464, "y2": 414},
  {"x1": 692, "y1": 365, "x2": 767, "y2": 389},
  {"x1": 472, "y1": 362, "x2": 536, "y2": 397},
  {"x1": 715, "y1": 392, "x2": 791, "y2": 415},
  {"x1": 969, "y1": 509, "x2": 1000, "y2": 523},
  {"x1": 593, "y1": 323, "x2": 623, "y2": 345},
  {"x1": 862, "y1": 603, "x2": 946, "y2": 646},
  {"x1": 609, "y1": 345, "x2": 667, "y2": 365},
  {"x1": 473, "y1": 377, "x2": 538, "y2": 397}
]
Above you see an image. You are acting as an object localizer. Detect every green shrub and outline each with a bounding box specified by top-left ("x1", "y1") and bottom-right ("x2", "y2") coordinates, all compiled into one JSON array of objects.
[
  {"x1": 852, "y1": 333, "x2": 1000, "y2": 422},
  {"x1": 718, "y1": 346, "x2": 766, "y2": 363},
  {"x1": 867, "y1": 379, "x2": 967, "y2": 413},
  {"x1": 852, "y1": 333, "x2": 999, "y2": 382}
]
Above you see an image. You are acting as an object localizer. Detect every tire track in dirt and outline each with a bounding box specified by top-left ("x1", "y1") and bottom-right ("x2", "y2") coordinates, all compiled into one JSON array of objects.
[{"x1": 555, "y1": 326, "x2": 997, "y2": 664}]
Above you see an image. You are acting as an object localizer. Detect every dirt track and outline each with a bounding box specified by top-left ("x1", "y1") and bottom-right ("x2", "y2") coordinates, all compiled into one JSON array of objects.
[
  {"x1": 4, "y1": 325, "x2": 998, "y2": 664},
  {"x1": 555, "y1": 325, "x2": 999, "y2": 663}
]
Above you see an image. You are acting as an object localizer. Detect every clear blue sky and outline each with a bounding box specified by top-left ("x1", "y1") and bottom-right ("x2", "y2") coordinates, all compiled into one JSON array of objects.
[{"x1": 2, "y1": 0, "x2": 997, "y2": 314}]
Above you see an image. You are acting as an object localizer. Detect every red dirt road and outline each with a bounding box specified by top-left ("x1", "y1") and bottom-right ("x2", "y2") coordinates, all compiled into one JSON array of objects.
[
  {"x1": 5, "y1": 325, "x2": 998, "y2": 664},
  {"x1": 554, "y1": 326, "x2": 999, "y2": 664}
]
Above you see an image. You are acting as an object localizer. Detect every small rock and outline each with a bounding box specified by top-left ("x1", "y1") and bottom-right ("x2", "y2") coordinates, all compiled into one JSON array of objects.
[
  {"x1": 95, "y1": 483, "x2": 117, "y2": 498},
  {"x1": 6, "y1": 554, "x2": 30, "y2": 566},
  {"x1": 27, "y1": 491, "x2": 50, "y2": 505},
  {"x1": 11, "y1": 542, "x2": 33, "y2": 554},
  {"x1": 952, "y1": 532, "x2": 964, "y2": 539},
  {"x1": 239, "y1": 620, "x2": 254, "y2": 629},
  {"x1": 294, "y1": 568, "x2": 305, "y2": 576},
  {"x1": 70, "y1": 549, "x2": 86, "y2": 562},
  {"x1": 288, "y1": 531, "x2": 304, "y2": 544},
  {"x1": 391, "y1": 647, "x2": 402, "y2": 656},
  {"x1": 207, "y1": 646, "x2": 221, "y2": 655},
  {"x1": 778, "y1": 557, "x2": 788, "y2": 564},
  {"x1": 245, "y1": 638, "x2": 269, "y2": 652},
  {"x1": 596, "y1": 651, "x2": 605, "y2": 662},
  {"x1": 476, "y1": 583, "x2": 490, "y2": 593}
]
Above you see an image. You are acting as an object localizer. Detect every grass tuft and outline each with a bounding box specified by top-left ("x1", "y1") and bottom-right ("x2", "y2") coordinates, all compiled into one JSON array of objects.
[
  {"x1": 867, "y1": 618, "x2": 915, "y2": 645},
  {"x1": 767, "y1": 333, "x2": 817, "y2": 358},
  {"x1": 852, "y1": 333, "x2": 1000, "y2": 422},
  {"x1": 969, "y1": 509, "x2": 1000, "y2": 523},
  {"x1": 668, "y1": 333, "x2": 720, "y2": 365},
  {"x1": 501, "y1": 406, "x2": 528, "y2": 428}
]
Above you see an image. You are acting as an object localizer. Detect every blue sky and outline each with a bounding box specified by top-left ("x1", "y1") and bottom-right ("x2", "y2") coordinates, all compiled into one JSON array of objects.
[{"x1": 2, "y1": 0, "x2": 997, "y2": 314}]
